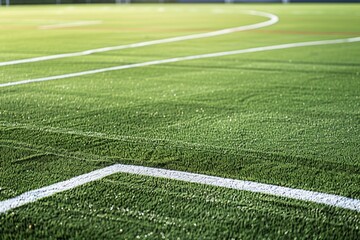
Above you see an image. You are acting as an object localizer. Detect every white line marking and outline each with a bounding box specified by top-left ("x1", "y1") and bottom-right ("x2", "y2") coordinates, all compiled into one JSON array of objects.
[
  {"x1": 38, "y1": 21, "x2": 102, "y2": 30},
  {"x1": 0, "y1": 11, "x2": 278, "y2": 67},
  {"x1": 1, "y1": 36, "x2": 360, "y2": 88},
  {"x1": 0, "y1": 164, "x2": 359, "y2": 214}
]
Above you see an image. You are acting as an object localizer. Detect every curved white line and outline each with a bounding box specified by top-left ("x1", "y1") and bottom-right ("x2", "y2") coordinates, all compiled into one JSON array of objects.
[
  {"x1": 0, "y1": 163, "x2": 359, "y2": 214},
  {"x1": 0, "y1": 10, "x2": 278, "y2": 67},
  {"x1": 1, "y1": 36, "x2": 359, "y2": 88}
]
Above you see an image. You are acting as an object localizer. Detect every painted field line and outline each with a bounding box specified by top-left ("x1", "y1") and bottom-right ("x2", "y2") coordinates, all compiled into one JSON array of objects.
[
  {"x1": 1, "y1": 163, "x2": 359, "y2": 214},
  {"x1": 38, "y1": 21, "x2": 102, "y2": 30},
  {"x1": 1, "y1": 36, "x2": 360, "y2": 88},
  {"x1": 0, "y1": 10, "x2": 278, "y2": 67}
]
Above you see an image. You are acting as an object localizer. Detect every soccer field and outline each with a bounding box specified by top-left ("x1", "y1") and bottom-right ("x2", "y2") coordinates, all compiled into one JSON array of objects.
[{"x1": 1, "y1": 3, "x2": 360, "y2": 239}]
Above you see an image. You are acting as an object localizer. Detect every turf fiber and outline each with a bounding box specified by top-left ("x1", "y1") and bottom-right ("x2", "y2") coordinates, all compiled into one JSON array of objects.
[{"x1": 1, "y1": 3, "x2": 360, "y2": 239}]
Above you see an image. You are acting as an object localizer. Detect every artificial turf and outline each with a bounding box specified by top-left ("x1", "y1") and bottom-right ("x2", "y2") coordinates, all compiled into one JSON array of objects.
[
  {"x1": 1, "y1": 3, "x2": 360, "y2": 239},
  {"x1": 1, "y1": 173, "x2": 360, "y2": 239}
]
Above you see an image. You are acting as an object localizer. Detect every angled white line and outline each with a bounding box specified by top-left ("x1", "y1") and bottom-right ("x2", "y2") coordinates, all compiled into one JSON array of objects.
[
  {"x1": 1, "y1": 36, "x2": 360, "y2": 88},
  {"x1": 38, "y1": 21, "x2": 102, "y2": 30},
  {"x1": 0, "y1": 10, "x2": 278, "y2": 67},
  {"x1": 1, "y1": 164, "x2": 359, "y2": 214}
]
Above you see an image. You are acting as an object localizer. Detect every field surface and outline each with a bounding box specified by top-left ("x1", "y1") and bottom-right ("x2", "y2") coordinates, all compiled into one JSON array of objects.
[{"x1": 1, "y1": 3, "x2": 360, "y2": 239}]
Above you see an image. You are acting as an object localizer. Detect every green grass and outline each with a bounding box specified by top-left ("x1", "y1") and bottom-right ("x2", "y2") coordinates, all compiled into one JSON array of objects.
[
  {"x1": 1, "y1": 3, "x2": 360, "y2": 239},
  {"x1": 1, "y1": 173, "x2": 360, "y2": 239}
]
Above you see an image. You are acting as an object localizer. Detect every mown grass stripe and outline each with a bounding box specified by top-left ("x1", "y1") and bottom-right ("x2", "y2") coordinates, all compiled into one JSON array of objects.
[{"x1": 38, "y1": 20, "x2": 102, "y2": 30}]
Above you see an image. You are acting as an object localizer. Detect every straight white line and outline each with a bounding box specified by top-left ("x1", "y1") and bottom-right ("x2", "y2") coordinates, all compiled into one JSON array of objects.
[
  {"x1": 1, "y1": 36, "x2": 360, "y2": 88},
  {"x1": 1, "y1": 164, "x2": 359, "y2": 214},
  {"x1": 38, "y1": 21, "x2": 102, "y2": 30},
  {"x1": 0, "y1": 10, "x2": 278, "y2": 67}
]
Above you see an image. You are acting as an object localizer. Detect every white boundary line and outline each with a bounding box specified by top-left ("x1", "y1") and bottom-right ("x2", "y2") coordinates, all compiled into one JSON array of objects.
[
  {"x1": 1, "y1": 10, "x2": 359, "y2": 214},
  {"x1": 1, "y1": 36, "x2": 360, "y2": 88},
  {"x1": 0, "y1": 10, "x2": 278, "y2": 67},
  {"x1": 1, "y1": 163, "x2": 359, "y2": 214},
  {"x1": 38, "y1": 21, "x2": 102, "y2": 30}
]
